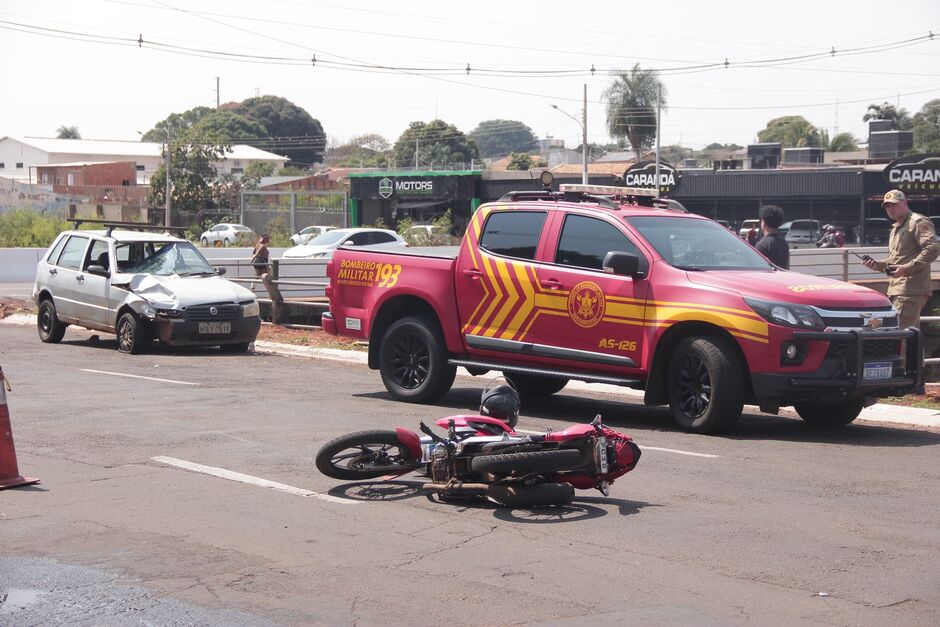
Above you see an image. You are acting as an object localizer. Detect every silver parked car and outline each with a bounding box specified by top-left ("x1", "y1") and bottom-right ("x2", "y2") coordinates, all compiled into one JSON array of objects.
[
  {"x1": 33, "y1": 225, "x2": 261, "y2": 353},
  {"x1": 199, "y1": 223, "x2": 254, "y2": 247},
  {"x1": 281, "y1": 227, "x2": 407, "y2": 259}
]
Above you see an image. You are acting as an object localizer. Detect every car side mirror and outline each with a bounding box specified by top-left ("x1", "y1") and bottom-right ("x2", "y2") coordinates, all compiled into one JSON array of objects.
[
  {"x1": 214, "y1": 266, "x2": 227, "y2": 276},
  {"x1": 603, "y1": 251, "x2": 644, "y2": 278},
  {"x1": 86, "y1": 264, "x2": 109, "y2": 277}
]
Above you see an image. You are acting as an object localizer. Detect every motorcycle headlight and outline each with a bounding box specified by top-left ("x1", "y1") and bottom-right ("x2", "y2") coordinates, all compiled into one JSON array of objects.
[
  {"x1": 744, "y1": 297, "x2": 825, "y2": 330},
  {"x1": 242, "y1": 301, "x2": 260, "y2": 318}
]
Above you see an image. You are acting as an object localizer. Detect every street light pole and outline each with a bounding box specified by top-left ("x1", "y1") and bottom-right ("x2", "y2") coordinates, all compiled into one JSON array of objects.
[
  {"x1": 551, "y1": 87, "x2": 589, "y2": 184},
  {"x1": 165, "y1": 126, "x2": 171, "y2": 228}
]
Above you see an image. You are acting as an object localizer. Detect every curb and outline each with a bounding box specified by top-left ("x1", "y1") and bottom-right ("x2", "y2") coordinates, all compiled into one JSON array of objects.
[{"x1": 4, "y1": 314, "x2": 938, "y2": 430}]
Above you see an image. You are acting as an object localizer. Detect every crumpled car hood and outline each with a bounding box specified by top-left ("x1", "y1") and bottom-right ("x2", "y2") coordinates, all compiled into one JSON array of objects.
[{"x1": 122, "y1": 274, "x2": 255, "y2": 308}]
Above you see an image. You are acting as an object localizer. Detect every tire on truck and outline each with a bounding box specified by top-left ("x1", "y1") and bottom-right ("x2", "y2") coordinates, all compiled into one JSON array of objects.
[{"x1": 379, "y1": 315, "x2": 456, "y2": 403}]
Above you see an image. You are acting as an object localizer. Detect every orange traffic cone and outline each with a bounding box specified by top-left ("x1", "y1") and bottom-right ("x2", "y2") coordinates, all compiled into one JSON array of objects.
[{"x1": 0, "y1": 366, "x2": 39, "y2": 490}]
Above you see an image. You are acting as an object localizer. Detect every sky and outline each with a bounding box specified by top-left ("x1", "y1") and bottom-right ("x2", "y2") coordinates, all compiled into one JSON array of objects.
[{"x1": 1, "y1": 0, "x2": 939, "y2": 155}]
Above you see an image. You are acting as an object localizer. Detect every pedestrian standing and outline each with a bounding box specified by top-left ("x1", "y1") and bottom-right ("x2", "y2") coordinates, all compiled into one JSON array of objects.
[
  {"x1": 755, "y1": 204, "x2": 790, "y2": 269},
  {"x1": 250, "y1": 233, "x2": 285, "y2": 323},
  {"x1": 861, "y1": 189, "x2": 938, "y2": 330}
]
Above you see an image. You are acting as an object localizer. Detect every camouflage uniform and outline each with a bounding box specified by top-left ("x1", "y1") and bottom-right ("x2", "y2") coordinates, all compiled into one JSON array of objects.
[{"x1": 874, "y1": 212, "x2": 939, "y2": 329}]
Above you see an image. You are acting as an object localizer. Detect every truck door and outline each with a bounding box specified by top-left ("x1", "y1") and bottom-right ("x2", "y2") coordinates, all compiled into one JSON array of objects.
[
  {"x1": 455, "y1": 209, "x2": 549, "y2": 347},
  {"x1": 530, "y1": 213, "x2": 650, "y2": 372}
]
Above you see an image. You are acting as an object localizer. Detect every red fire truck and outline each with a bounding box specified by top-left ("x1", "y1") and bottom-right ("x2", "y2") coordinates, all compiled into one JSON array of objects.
[{"x1": 323, "y1": 184, "x2": 920, "y2": 434}]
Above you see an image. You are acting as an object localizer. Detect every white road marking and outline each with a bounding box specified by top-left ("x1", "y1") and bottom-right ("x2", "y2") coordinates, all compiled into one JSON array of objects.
[
  {"x1": 80, "y1": 368, "x2": 201, "y2": 386},
  {"x1": 151, "y1": 456, "x2": 357, "y2": 504},
  {"x1": 642, "y1": 446, "x2": 719, "y2": 459},
  {"x1": 514, "y1": 429, "x2": 718, "y2": 458}
]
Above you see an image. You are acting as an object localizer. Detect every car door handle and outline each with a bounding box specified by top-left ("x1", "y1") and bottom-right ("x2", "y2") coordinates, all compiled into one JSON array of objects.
[
  {"x1": 539, "y1": 278, "x2": 563, "y2": 290},
  {"x1": 48, "y1": 268, "x2": 57, "y2": 276},
  {"x1": 462, "y1": 268, "x2": 483, "y2": 279},
  {"x1": 76, "y1": 275, "x2": 84, "y2": 283}
]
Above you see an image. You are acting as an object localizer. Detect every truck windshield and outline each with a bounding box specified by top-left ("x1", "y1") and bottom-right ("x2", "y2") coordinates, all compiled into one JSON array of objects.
[
  {"x1": 115, "y1": 241, "x2": 216, "y2": 276},
  {"x1": 626, "y1": 216, "x2": 774, "y2": 271}
]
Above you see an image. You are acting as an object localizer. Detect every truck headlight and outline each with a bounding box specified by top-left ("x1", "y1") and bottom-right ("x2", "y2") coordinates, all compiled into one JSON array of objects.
[
  {"x1": 242, "y1": 301, "x2": 260, "y2": 318},
  {"x1": 744, "y1": 298, "x2": 825, "y2": 330}
]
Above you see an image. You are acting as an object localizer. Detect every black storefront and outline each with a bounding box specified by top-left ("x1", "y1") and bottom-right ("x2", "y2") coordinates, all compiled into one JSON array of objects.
[{"x1": 348, "y1": 158, "x2": 940, "y2": 243}]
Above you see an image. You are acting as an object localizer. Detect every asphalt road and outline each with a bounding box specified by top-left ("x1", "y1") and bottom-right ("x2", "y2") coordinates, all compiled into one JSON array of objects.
[{"x1": 1, "y1": 323, "x2": 939, "y2": 625}]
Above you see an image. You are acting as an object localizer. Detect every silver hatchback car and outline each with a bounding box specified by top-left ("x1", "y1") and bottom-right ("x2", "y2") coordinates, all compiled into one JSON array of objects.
[{"x1": 33, "y1": 223, "x2": 262, "y2": 353}]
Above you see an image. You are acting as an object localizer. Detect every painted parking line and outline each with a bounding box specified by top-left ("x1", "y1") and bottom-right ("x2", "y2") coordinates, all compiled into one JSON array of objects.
[
  {"x1": 515, "y1": 429, "x2": 718, "y2": 458},
  {"x1": 151, "y1": 456, "x2": 357, "y2": 504},
  {"x1": 80, "y1": 368, "x2": 201, "y2": 386}
]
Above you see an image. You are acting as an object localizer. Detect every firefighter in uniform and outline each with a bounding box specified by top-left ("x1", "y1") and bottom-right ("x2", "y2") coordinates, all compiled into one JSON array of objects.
[{"x1": 861, "y1": 189, "x2": 939, "y2": 330}]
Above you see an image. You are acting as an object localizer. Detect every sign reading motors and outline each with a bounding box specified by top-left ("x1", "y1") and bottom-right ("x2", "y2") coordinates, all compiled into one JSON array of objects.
[
  {"x1": 377, "y1": 177, "x2": 435, "y2": 199},
  {"x1": 623, "y1": 160, "x2": 679, "y2": 194},
  {"x1": 884, "y1": 154, "x2": 940, "y2": 191}
]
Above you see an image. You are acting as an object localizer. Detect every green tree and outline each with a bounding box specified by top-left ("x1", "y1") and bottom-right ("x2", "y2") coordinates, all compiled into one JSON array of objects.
[
  {"x1": 190, "y1": 110, "x2": 267, "y2": 142},
  {"x1": 141, "y1": 106, "x2": 214, "y2": 143},
  {"x1": 828, "y1": 132, "x2": 859, "y2": 152},
  {"x1": 148, "y1": 127, "x2": 231, "y2": 218},
  {"x1": 55, "y1": 125, "x2": 81, "y2": 139},
  {"x1": 469, "y1": 120, "x2": 537, "y2": 158},
  {"x1": 506, "y1": 152, "x2": 534, "y2": 170},
  {"x1": 241, "y1": 161, "x2": 277, "y2": 189},
  {"x1": 757, "y1": 116, "x2": 828, "y2": 147},
  {"x1": 912, "y1": 99, "x2": 940, "y2": 153},
  {"x1": 863, "y1": 102, "x2": 913, "y2": 130},
  {"x1": 391, "y1": 120, "x2": 479, "y2": 169},
  {"x1": 604, "y1": 64, "x2": 666, "y2": 161},
  {"x1": 327, "y1": 133, "x2": 391, "y2": 167},
  {"x1": 222, "y1": 95, "x2": 326, "y2": 166}
]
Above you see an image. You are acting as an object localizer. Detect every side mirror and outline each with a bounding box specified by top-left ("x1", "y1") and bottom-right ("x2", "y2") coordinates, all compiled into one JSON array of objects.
[
  {"x1": 603, "y1": 251, "x2": 644, "y2": 278},
  {"x1": 214, "y1": 266, "x2": 227, "y2": 275},
  {"x1": 86, "y1": 264, "x2": 109, "y2": 277}
]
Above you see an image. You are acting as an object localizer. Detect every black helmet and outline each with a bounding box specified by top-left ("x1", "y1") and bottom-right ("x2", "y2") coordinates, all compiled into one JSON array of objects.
[{"x1": 479, "y1": 377, "x2": 520, "y2": 428}]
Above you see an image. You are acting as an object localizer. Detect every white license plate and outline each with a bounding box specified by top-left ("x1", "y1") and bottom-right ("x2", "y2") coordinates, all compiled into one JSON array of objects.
[
  {"x1": 863, "y1": 361, "x2": 892, "y2": 380},
  {"x1": 198, "y1": 321, "x2": 231, "y2": 334}
]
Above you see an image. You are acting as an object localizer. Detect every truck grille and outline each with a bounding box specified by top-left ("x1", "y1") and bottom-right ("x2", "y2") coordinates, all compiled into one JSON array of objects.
[
  {"x1": 826, "y1": 339, "x2": 901, "y2": 360},
  {"x1": 821, "y1": 315, "x2": 898, "y2": 329},
  {"x1": 185, "y1": 303, "x2": 241, "y2": 322}
]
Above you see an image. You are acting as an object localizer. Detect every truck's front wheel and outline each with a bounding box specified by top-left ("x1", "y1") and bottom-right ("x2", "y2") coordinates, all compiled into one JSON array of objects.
[
  {"x1": 379, "y1": 316, "x2": 456, "y2": 403},
  {"x1": 667, "y1": 337, "x2": 744, "y2": 434},
  {"x1": 794, "y1": 398, "x2": 864, "y2": 427}
]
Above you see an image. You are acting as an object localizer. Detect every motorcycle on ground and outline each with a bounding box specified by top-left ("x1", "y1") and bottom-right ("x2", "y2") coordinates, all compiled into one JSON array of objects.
[{"x1": 315, "y1": 412, "x2": 641, "y2": 507}]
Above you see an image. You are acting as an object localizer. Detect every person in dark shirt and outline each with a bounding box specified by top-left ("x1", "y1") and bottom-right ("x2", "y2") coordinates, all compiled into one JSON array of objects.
[{"x1": 755, "y1": 204, "x2": 789, "y2": 269}]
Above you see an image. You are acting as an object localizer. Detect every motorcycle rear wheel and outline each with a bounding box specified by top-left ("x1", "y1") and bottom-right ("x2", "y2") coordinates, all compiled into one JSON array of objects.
[
  {"x1": 470, "y1": 448, "x2": 583, "y2": 474},
  {"x1": 488, "y1": 482, "x2": 575, "y2": 507},
  {"x1": 316, "y1": 430, "x2": 416, "y2": 480}
]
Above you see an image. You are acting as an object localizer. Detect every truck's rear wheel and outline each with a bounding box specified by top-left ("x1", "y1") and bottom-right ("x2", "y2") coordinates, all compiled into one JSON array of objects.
[
  {"x1": 667, "y1": 337, "x2": 743, "y2": 434},
  {"x1": 794, "y1": 398, "x2": 864, "y2": 427},
  {"x1": 379, "y1": 316, "x2": 456, "y2": 403},
  {"x1": 505, "y1": 373, "x2": 568, "y2": 397}
]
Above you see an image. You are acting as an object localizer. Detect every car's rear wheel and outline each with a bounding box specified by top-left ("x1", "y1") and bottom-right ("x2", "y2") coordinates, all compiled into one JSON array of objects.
[
  {"x1": 117, "y1": 312, "x2": 149, "y2": 354},
  {"x1": 379, "y1": 316, "x2": 455, "y2": 403},
  {"x1": 37, "y1": 299, "x2": 67, "y2": 343},
  {"x1": 223, "y1": 238, "x2": 231, "y2": 247}
]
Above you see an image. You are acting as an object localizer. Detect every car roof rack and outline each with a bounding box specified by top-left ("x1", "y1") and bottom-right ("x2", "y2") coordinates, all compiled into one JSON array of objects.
[
  {"x1": 497, "y1": 189, "x2": 619, "y2": 209},
  {"x1": 70, "y1": 219, "x2": 188, "y2": 237}
]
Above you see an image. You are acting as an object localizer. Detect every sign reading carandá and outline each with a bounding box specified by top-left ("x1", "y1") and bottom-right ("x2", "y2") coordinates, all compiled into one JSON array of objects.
[{"x1": 884, "y1": 154, "x2": 940, "y2": 191}]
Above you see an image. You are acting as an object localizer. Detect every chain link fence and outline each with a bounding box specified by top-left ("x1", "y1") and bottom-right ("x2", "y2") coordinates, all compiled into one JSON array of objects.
[{"x1": 240, "y1": 190, "x2": 348, "y2": 236}]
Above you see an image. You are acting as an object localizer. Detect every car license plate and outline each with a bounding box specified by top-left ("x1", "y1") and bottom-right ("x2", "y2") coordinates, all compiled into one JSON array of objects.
[
  {"x1": 198, "y1": 321, "x2": 231, "y2": 334},
  {"x1": 863, "y1": 361, "x2": 892, "y2": 380}
]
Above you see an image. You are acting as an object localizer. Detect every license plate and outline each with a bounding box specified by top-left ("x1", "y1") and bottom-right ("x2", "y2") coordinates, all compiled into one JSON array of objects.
[
  {"x1": 198, "y1": 321, "x2": 231, "y2": 334},
  {"x1": 595, "y1": 437, "x2": 609, "y2": 474},
  {"x1": 863, "y1": 361, "x2": 892, "y2": 380}
]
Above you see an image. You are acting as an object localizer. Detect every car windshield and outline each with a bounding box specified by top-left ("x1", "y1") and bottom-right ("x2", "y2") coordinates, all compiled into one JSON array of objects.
[
  {"x1": 304, "y1": 231, "x2": 349, "y2": 246},
  {"x1": 626, "y1": 216, "x2": 774, "y2": 271},
  {"x1": 115, "y1": 241, "x2": 216, "y2": 276}
]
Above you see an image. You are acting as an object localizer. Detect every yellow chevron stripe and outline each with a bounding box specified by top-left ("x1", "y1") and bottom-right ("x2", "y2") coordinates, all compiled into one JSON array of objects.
[
  {"x1": 501, "y1": 263, "x2": 537, "y2": 339},
  {"x1": 471, "y1": 253, "x2": 504, "y2": 336},
  {"x1": 485, "y1": 258, "x2": 520, "y2": 337}
]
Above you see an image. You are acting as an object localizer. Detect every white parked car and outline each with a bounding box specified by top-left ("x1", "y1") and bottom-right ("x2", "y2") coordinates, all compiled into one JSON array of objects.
[
  {"x1": 290, "y1": 225, "x2": 336, "y2": 246},
  {"x1": 33, "y1": 225, "x2": 261, "y2": 353},
  {"x1": 281, "y1": 228, "x2": 407, "y2": 259},
  {"x1": 199, "y1": 223, "x2": 254, "y2": 247}
]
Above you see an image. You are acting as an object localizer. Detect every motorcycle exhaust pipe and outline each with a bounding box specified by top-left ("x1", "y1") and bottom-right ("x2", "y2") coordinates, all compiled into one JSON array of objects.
[{"x1": 422, "y1": 481, "x2": 490, "y2": 494}]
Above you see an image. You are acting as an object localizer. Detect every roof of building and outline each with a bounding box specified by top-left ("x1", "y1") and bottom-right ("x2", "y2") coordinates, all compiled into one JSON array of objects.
[
  {"x1": 35, "y1": 160, "x2": 132, "y2": 168},
  {"x1": 258, "y1": 176, "x2": 310, "y2": 186},
  {"x1": 2, "y1": 136, "x2": 288, "y2": 161}
]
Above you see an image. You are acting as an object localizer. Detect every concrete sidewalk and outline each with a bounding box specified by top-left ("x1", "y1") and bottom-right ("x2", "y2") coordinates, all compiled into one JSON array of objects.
[{"x1": 4, "y1": 313, "x2": 938, "y2": 430}]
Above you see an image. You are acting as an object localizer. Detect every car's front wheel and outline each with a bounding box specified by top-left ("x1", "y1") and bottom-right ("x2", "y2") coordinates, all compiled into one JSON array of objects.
[
  {"x1": 223, "y1": 238, "x2": 231, "y2": 247},
  {"x1": 116, "y1": 312, "x2": 149, "y2": 354},
  {"x1": 201, "y1": 237, "x2": 209, "y2": 246},
  {"x1": 37, "y1": 299, "x2": 67, "y2": 343}
]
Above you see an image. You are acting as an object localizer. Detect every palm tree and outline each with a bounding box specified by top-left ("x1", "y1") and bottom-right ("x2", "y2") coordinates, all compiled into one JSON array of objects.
[
  {"x1": 56, "y1": 125, "x2": 81, "y2": 139},
  {"x1": 603, "y1": 64, "x2": 666, "y2": 161},
  {"x1": 862, "y1": 103, "x2": 913, "y2": 130}
]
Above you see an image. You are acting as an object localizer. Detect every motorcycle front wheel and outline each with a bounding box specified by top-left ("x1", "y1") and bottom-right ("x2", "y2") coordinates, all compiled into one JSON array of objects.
[
  {"x1": 316, "y1": 430, "x2": 417, "y2": 480},
  {"x1": 470, "y1": 448, "x2": 583, "y2": 474}
]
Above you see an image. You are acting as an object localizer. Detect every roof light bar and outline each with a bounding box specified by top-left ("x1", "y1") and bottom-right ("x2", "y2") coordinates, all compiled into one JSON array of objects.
[{"x1": 559, "y1": 184, "x2": 657, "y2": 197}]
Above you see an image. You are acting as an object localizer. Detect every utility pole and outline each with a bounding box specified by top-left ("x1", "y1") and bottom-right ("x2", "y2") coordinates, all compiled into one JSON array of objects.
[
  {"x1": 654, "y1": 84, "x2": 662, "y2": 199},
  {"x1": 415, "y1": 138, "x2": 419, "y2": 169},
  {"x1": 216, "y1": 76, "x2": 220, "y2": 108},
  {"x1": 165, "y1": 126, "x2": 172, "y2": 228},
  {"x1": 582, "y1": 83, "x2": 588, "y2": 184}
]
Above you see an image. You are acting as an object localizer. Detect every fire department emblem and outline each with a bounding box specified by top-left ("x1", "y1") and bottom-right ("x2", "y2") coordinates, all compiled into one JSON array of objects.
[{"x1": 567, "y1": 281, "x2": 605, "y2": 328}]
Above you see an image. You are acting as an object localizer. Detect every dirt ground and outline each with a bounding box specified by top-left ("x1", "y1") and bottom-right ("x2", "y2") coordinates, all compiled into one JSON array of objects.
[{"x1": 3, "y1": 296, "x2": 938, "y2": 407}]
